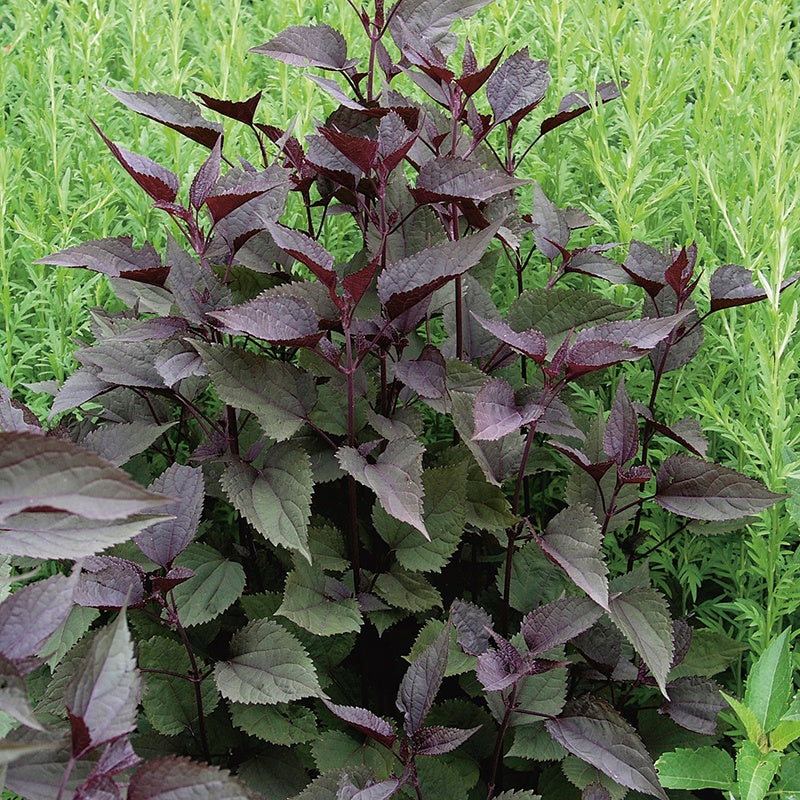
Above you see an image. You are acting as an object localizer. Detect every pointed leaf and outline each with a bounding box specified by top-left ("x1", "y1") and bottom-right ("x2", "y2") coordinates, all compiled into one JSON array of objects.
[
  {"x1": 396, "y1": 624, "x2": 449, "y2": 734},
  {"x1": 530, "y1": 183, "x2": 570, "y2": 260},
  {"x1": 221, "y1": 444, "x2": 313, "y2": 562},
  {"x1": 322, "y1": 701, "x2": 396, "y2": 748},
  {"x1": 537, "y1": 504, "x2": 609, "y2": 609},
  {"x1": 388, "y1": 0, "x2": 494, "y2": 51},
  {"x1": 74, "y1": 556, "x2": 146, "y2": 609},
  {"x1": 133, "y1": 463, "x2": 204, "y2": 568},
  {"x1": 736, "y1": 741, "x2": 780, "y2": 800},
  {"x1": 660, "y1": 676, "x2": 725, "y2": 734},
  {"x1": 486, "y1": 49, "x2": 550, "y2": 124},
  {"x1": 450, "y1": 599, "x2": 493, "y2": 656},
  {"x1": 545, "y1": 697, "x2": 667, "y2": 799},
  {"x1": 622, "y1": 241, "x2": 668, "y2": 296},
  {"x1": 472, "y1": 378, "x2": 524, "y2": 441},
  {"x1": 710, "y1": 263, "x2": 800, "y2": 312},
  {"x1": 603, "y1": 378, "x2": 638, "y2": 465},
  {"x1": 414, "y1": 156, "x2": 527, "y2": 203},
  {"x1": 655, "y1": 454, "x2": 786, "y2": 521},
  {"x1": 190, "y1": 135, "x2": 221, "y2": 210},
  {"x1": 195, "y1": 90, "x2": 262, "y2": 125},
  {"x1": 377, "y1": 222, "x2": 500, "y2": 317},
  {"x1": 744, "y1": 628, "x2": 792, "y2": 733},
  {"x1": 337, "y1": 438, "x2": 427, "y2": 539},
  {"x1": 229, "y1": 701, "x2": 317, "y2": 745},
  {"x1": 412, "y1": 725, "x2": 480, "y2": 756},
  {"x1": 722, "y1": 691, "x2": 766, "y2": 745},
  {"x1": 540, "y1": 81, "x2": 624, "y2": 137},
  {"x1": 205, "y1": 164, "x2": 290, "y2": 224},
  {"x1": 392, "y1": 345, "x2": 448, "y2": 404},
  {"x1": 106, "y1": 88, "x2": 223, "y2": 148},
  {"x1": 267, "y1": 221, "x2": 338, "y2": 289},
  {"x1": 90, "y1": 120, "x2": 179, "y2": 203},
  {"x1": 35, "y1": 237, "x2": 168, "y2": 286},
  {"x1": 655, "y1": 747, "x2": 735, "y2": 791},
  {"x1": 0, "y1": 654, "x2": 43, "y2": 730},
  {"x1": 472, "y1": 314, "x2": 547, "y2": 362},
  {"x1": 521, "y1": 597, "x2": 603, "y2": 657},
  {"x1": 128, "y1": 756, "x2": 252, "y2": 800},
  {"x1": 251, "y1": 25, "x2": 350, "y2": 70},
  {"x1": 214, "y1": 618, "x2": 321, "y2": 704},
  {"x1": 80, "y1": 421, "x2": 175, "y2": 467},
  {"x1": 192, "y1": 342, "x2": 316, "y2": 442},
  {"x1": 609, "y1": 587, "x2": 673, "y2": 697},
  {"x1": 64, "y1": 611, "x2": 141, "y2": 755}
]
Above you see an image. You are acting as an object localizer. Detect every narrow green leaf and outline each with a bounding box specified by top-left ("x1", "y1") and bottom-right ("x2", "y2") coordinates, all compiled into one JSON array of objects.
[
  {"x1": 214, "y1": 619, "x2": 321, "y2": 705},
  {"x1": 655, "y1": 746, "x2": 735, "y2": 790},
  {"x1": 744, "y1": 629, "x2": 793, "y2": 733},
  {"x1": 221, "y1": 443, "x2": 314, "y2": 563},
  {"x1": 722, "y1": 692, "x2": 767, "y2": 747},
  {"x1": 736, "y1": 740, "x2": 780, "y2": 800},
  {"x1": 170, "y1": 543, "x2": 246, "y2": 627}
]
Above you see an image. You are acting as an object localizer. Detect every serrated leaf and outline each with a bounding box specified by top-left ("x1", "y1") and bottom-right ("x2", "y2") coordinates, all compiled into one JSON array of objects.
[
  {"x1": 710, "y1": 263, "x2": 800, "y2": 312},
  {"x1": 322, "y1": 701, "x2": 396, "y2": 748},
  {"x1": 128, "y1": 756, "x2": 252, "y2": 800},
  {"x1": 170, "y1": 543, "x2": 246, "y2": 627},
  {"x1": 655, "y1": 454, "x2": 787, "y2": 521},
  {"x1": 660, "y1": 676, "x2": 725, "y2": 734},
  {"x1": 412, "y1": 725, "x2": 480, "y2": 756},
  {"x1": 485, "y1": 662, "x2": 568, "y2": 725},
  {"x1": 406, "y1": 619, "x2": 475, "y2": 677},
  {"x1": 487, "y1": 49, "x2": 550, "y2": 124},
  {"x1": 277, "y1": 563, "x2": 362, "y2": 636},
  {"x1": 106, "y1": 88, "x2": 223, "y2": 148},
  {"x1": 42, "y1": 605, "x2": 98, "y2": 669},
  {"x1": 604, "y1": 378, "x2": 638, "y2": 465},
  {"x1": 230, "y1": 701, "x2": 317, "y2": 745},
  {"x1": 377, "y1": 222, "x2": 500, "y2": 318},
  {"x1": 537, "y1": 504, "x2": 608, "y2": 609},
  {"x1": 190, "y1": 135, "x2": 221, "y2": 209},
  {"x1": 722, "y1": 692, "x2": 766, "y2": 746},
  {"x1": 497, "y1": 540, "x2": 568, "y2": 614},
  {"x1": 64, "y1": 611, "x2": 141, "y2": 755},
  {"x1": 267, "y1": 221, "x2": 338, "y2": 289},
  {"x1": 414, "y1": 156, "x2": 527, "y2": 203},
  {"x1": 506, "y1": 723, "x2": 567, "y2": 762},
  {"x1": 540, "y1": 81, "x2": 624, "y2": 137},
  {"x1": 397, "y1": 624, "x2": 449, "y2": 735},
  {"x1": 251, "y1": 25, "x2": 350, "y2": 70},
  {"x1": 521, "y1": 597, "x2": 603, "y2": 657},
  {"x1": 736, "y1": 740, "x2": 780, "y2": 800},
  {"x1": 206, "y1": 165, "x2": 291, "y2": 225},
  {"x1": 669, "y1": 629, "x2": 746, "y2": 679},
  {"x1": 472, "y1": 314, "x2": 547, "y2": 363},
  {"x1": 372, "y1": 568, "x2": 441, "y2": 612},
  {"x1": 744, "y1": 628, "x2": 793, "y2": 733},
  {"x1": 214, "y1": 618, "x2": 321, "y2": 704},
  {"x1": 140, "y1": 637, "x2": 218, "y2": 736},
  {"x1": 451, "y1": 599, "x2": 493, "y2": 656},
  {"x1": 134, "y1": 464, "x2": 204, "y2": 568},
  {"x1": 80, "y1": 421, "x2": 175, "y2": 467},
  {"x1": 388, "y1": 0, "x2": 493, "y2": 51},
  {"x1": 195, "y1": 90, "x2": 261, "y2": 125},
  {"x1": 338, "y1": 438, "x2": 427, "y2": 539},
  {"x1": 608, "y1": 588, "x2": 673, "y2": 697},
  {"x1": 0, "y1": 654, "x2": 43, "y2": 730},
  {"x1": 74, "y1": 556, "x2": 146, "y2": 608},
  {"x1": 35, "y1": 237, "x2": 168, "y2": 286},
  {"x1": 193, "y1": 342, "x2": 316, "y2": 442},
  {"x1": 221, "y1": 444, "x2": 313, "y2": 562},
  {"x1": 471, "y1": 378, "x2": 526, "y2": 441},
  {"x1": 545, "y1": 697, "x2": 667, "y2": 799},
  {"x1": 372, "y1": 463, "x2": 466, "y2": 572}
]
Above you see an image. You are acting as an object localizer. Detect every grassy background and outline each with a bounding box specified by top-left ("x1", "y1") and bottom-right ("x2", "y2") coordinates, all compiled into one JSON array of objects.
[{"x1": 2, "y1": 0, "x2": 800, "y2": 653}]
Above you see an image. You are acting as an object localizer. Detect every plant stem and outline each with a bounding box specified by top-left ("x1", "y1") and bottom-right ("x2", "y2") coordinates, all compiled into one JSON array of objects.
[
  {"x1": 486, "y1": 685, "x2": 517, "y2": 799},
  {"x1": 55, "y1": 755, "x2": 77, "y2": 800}
]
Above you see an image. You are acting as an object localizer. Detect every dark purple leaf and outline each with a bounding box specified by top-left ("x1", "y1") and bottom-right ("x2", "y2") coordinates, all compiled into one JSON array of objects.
[
  {"x1": 90, "y1": 120, "x2": 179, "y2": 203},
  {"x1": 0, "y1": 654, "x2": 43, "y2": 729},
  {"x1": 378, "y1": 219, "x2": 501, "y2": 318},
  {"x1": 210, "y1": 293, "x2": 324, "y2": 347},
  {"x1": 664, "y1": 243, "x2": 697, "y2": 296},
  {"x1": 322, "y1": 701, "x2": 397, "y2": 748},
  {"x1": 603, "y1": 378, "x2": 638, "y2": 465},
  {"x1": 521, "y1": 597, "x2": 603, "y2": 657},
  {"x1": 393, "y1": 346, "x2": 448, "y2": 404},
  {"x1": 476, "y1": 631, "x2": 523, "y2": 691},
  {"x1": 565, "y1": 249, "x2": 632, "y2": 285},
  {"x1": 151, "y1": 567, "x2": 195, "y2": 594},
  {"x1": 35, "y1": 237, "x2": 168, "y2": 286},
  {"x1": 79, "y1": 421, "x2": 175, "y2": 467},
  {"x1": 710, "y1": 263, "x2": 800, "y2": 311},
  {"x1": 133, "y1": 464, "x2": 203, "y2": 568},
  {"x1": 92, "y1": 737, "x2": 141, "y2": 778},
  {"x1": 537, "y1": 504, "x2": 609, "y2": 609},
  {"x1": 573, "y1": 621, "x2": 623, "y2": 678},
  {"x1": 0, "y1": 386, "x2": 41, "y2": 435},
  {"x1": 189, "y1": 135, "x2": 221, "y2": 210},
  {"x1": 64, "y1": 611, "x2": 142, "y2": 756},
  {"x1": 206, "y1": 165, "x2": 291, "y2": 223},
  {"x1": 486, "y1": 48, "x2": 550, "y2": 125},
  {"x1": 583, "y1": 783, "x2": 612, "y2": 800},
  {"x1": 128, "y1": 756, "x2": 252, "y2": 799},
  {"x1": 531, "y1": 183, "x2": 569, "y2": 260},
  {"x1": 540, "y1": 81, "x2": 625, "y2": 137},
  {"x1": 414, "y1": 156, "x2": 527, "y2": 203},
  {"x1": 412, "y1": 725, "x2": 481, "y2": 756},
  {"x1": 450, "y1": 598, "x2": 493, "y2": 655},
  {"x1": 396, "y1": 624, "x2": 449, "y2": 734},
  {"x1": 472, "y1": 378, "x2": 524, "y2": 441},
  {"x1": 74, "y1": 774, "x2": 121, "y2": 800},
  {"x1": 389, "y1": 0, "x2": 494, "y2": 53},
  {"x1": 671, "y1": 618, "x2": 693, "y2": 668},
  {"x1": 545, "y1": 697, "x2": 667, "y2": 799},
  {"x1": 250, "y1": 24, "x2": 351, "y2": 70},
  {"x1": 377, "y1": 111, "x2": 418, "y2": 173},
  {"x1": 342, "y1": 254, "x2": 380, "y2": 307},
  {"x1": 105, "y1": 88, "x2": 224, "y2": 148},
  {"x1": 622, "y1": 241, "x2": 668, "y2": 297},
  {"x1": 74, "y1": 556, "x2": 146, "y2": 609},
  {"x1": 660, "y1": 676, "x2": 725, "y2": 734},
  {"x1": 319, "y1": 127, "x2": 378, "y2": 174},
  {"x1": 266, "y1": 221, "x2": 338, "y2": 290},
  {"x1": 655, "y1": 454, "x2": 786, "y2": 520},
  {"x1": 632, "y1": 404, "x2": 708, "y2": 458},
  {"x1": 471, "y1": 314, "x2": 546, "y2": 362},
  {"x1": 195, "y1": 90, "x2": 262, "y2": 126},
  {"x1": 457, "y1": 47, "x2": 504, "y2": 97},
  {"x1": 337, "y1": 438, "x2": 428, "y2": 539},
  {"x1": 608, "y1": 587, "x2": 673, "y2": 697},
  {"x1": 644, "y1": 290, "x2": 703, "y2": 373}
]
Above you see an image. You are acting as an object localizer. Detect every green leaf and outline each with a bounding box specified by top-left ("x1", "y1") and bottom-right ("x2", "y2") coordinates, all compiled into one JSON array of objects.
[
  {"x1": 669, "y1": 629, "x2": 746, "y2": 679},
  {"x1": 655, "y1": 746, "x2": 735, "y2": 790},
  {"x1": 337, "y1": 437, "x2": 428, "y2": 539},
  {"x1": 128, "y1": 755, "x2": 252, "y2": 800},
  {"x1": 192, "y1": 342, "x2": 316, "y2": 442},
  {"x1": 214, "y1": 618, "x2": 321, "y2": 704},
  {"x1": 221, "y1": 442, "x2": 314, "y2": 562},
  {"x1": 170, "y1": 543, "x2": 246, "y2": 627},
  {"x1": 744, "y1": 629, "x2": 793, "y2": 733},
  {"x1": 372, "y1": 567, "x2": 442, "y2": 612},
  {"x1": 307, "y1": 521, "x2": 349, "y2": 572},
  {"x1": 608, "y1": 587, "x2": 673, "y2": 697},
  {"x1": 486, "y1": 661, "x2": 567, "y2": 725},
  {"x1": 723, "y1": 692, "x2": 767, "y2": 747},
  {"x1": 770, "y1": 696, "x2": 800, "y2": 750},
  {"x1": 229, "y1": 701, "x2": 317, "y2": 745},
  {"x1": 736, "y1": 740, "x2": 780, "y2": 800},
  {"x1": 140, "y1": 637, "x2": 219, "y2": 736},
  {"x1": 42, "y1": 605, "x2": 98, "y2": 671},
  {"x1": 561, "y1": 756, "x2": 627, "y2": 800},
  {"x1": 64, "y1": 609, "x2": 142, "y2": 754},
  {"x1": 506, "y1": 724, "x2": 568, "y2": 762},
  {"x1": 495, "y1": 541, "x2": 568, "y2": 614},
  {"x1": 373, "y1": 463, "x2": 467, "y2": 573},
  {"x1": 310, "y1": 730, "x2": 394, "y2": 778},
  {"x1": 397, "y1": 624, "x2": 450, "y2": 735},
  {"x1": 276, "y1": 562, "x2": 363, "y2": 636},
  {"x1": 406, "y1": 619, "x2": 475, "y2": 677}
]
